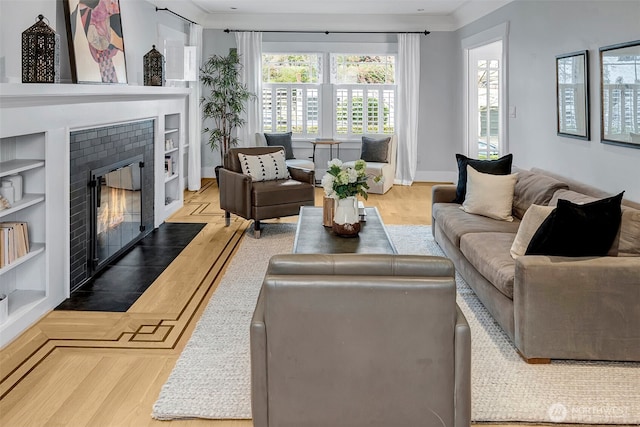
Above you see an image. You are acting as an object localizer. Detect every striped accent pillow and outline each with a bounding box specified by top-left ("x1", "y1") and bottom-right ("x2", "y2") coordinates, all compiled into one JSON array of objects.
[{"x1": 238, "y1": 150, "x2": 290, "y2": 181}]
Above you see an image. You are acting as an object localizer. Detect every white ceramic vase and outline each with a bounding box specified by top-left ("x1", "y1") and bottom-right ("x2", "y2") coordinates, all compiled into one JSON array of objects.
[
  {"x1": 0, "y1": 181, "x2": 14, "y2": 205},
  {"x1": 6, "y1": 174, "x2": 23, "y2": 201},
  {"x1": 332, "y1": 196, "x2": 360, "y2": 237}
]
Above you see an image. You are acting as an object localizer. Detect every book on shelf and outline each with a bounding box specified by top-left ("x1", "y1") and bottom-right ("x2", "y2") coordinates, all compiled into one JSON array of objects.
[
  {"x1": 0, "y1": 221, "x2": 29, "y2": 268},
  {"x1": 164, "y1": 155, "x2": 173, "y2": 177}
]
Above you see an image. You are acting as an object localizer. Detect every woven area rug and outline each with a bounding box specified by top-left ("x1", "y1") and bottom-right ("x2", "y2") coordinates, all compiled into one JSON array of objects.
[{"x1": 152, "y1": 224, "x2": 640, "y2": 424}]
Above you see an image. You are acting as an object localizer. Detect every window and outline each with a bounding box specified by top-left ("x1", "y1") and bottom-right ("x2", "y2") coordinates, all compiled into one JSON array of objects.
[
  {"x1": 467, "y1": 41, "x2": 503, "y2": 160},
  {"x1": 261, "y1": 53, "x2": 396, "y2": 138},
  {"x1": 262, "y1": 54, "x2": 322, "y2": 135},
  {"x1": 462, "y1": 23, "x2": 509, "y2": 160},
  {"x1": 332, "y1": 55, "x2": 395, "y2": 137}
]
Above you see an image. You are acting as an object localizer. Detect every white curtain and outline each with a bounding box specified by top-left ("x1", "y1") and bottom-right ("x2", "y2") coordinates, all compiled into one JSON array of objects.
[
  {"x1": 396, "y1": 34, "x2": 421, "y2": 185},
  {"x1": 187, "y1": 23, "x2": 203, "y2": 191},
  {"x1": 235, "y1": 32, "x2": 263, "y2": 147}
]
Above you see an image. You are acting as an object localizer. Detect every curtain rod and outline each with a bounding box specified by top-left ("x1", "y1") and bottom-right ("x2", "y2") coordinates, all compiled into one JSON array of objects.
[
  {"x1": 155, "y1": 7, "x2": 198, "y2": 25},
  {"x1": 224, "y1": 29, "x2": 430, "y2": 35}
]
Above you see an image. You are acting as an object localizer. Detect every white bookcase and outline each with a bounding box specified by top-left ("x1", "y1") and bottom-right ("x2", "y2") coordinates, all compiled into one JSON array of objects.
[
  {"x1": 0, "y1": 133, "x2": 48, "y2": 340},
  {"x1": 158, "y1": 112, "x2": 184, "y2": 223}
]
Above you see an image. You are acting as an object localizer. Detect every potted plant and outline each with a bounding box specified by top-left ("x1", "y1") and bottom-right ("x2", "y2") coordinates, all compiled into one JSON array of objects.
[{"x1": 200, "y1": 49, "x2": 254, "y2": 180}]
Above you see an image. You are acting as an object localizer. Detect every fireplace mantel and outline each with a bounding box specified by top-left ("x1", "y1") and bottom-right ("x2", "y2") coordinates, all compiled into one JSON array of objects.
[
  {"x1": 0, "y1": 83, "x2": 191, "y2": 348},
  {"x1": 0, "y1": 83, "x2": 191, "y2": 108}
]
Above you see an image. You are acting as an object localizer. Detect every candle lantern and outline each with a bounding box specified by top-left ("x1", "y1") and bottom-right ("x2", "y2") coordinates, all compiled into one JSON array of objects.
[
  {"x1": 143, "y1": 45, "x2": 165, "y2": 86},
  {"x1": 22, "y1": 14, "x2": 60, "y2": 83}
]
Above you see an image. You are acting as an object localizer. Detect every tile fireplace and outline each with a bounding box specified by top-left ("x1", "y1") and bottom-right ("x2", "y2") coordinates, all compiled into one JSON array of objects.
[{"x1": 69, "y1": 121, "x2": 155, "y2": 291}]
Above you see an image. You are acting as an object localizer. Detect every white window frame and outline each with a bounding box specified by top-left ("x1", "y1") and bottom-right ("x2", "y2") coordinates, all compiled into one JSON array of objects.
[
  {"x1": 334, "y1": 84, "x2": 396, "y2": 138},
  {"x1": 261, "y1": 42, "x2": 397, "y2": 141},
  {"x1": 262, "y1": 83, "x2": 322, "y2": 137},
  {"x1": 462, "y1": 22, "x2": 510, "y2": 157}
]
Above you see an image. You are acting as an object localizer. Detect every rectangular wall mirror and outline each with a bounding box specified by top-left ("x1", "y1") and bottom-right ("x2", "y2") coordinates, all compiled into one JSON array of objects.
[
  {"x1": 556, "y1": 50, "x2": 590, "y2": 140},
  {"x1": 600, "y1": 40, "x2": 640, "y2": 148}
]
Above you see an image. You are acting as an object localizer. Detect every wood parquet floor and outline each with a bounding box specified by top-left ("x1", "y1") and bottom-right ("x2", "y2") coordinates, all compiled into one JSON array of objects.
[{"x1": 0, "y1": 180, "x2": 593, "y2": 426}]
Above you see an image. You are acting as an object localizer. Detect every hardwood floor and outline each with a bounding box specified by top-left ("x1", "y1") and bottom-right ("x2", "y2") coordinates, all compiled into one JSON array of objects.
[{"x1": 0, "y1": 180, "x2": 580, "y2": 426}]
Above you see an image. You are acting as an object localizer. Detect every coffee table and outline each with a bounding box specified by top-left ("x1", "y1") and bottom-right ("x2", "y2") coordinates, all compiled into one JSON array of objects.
[{"x1": 293, "y1": 206, "x2": 397, "y2": 254}]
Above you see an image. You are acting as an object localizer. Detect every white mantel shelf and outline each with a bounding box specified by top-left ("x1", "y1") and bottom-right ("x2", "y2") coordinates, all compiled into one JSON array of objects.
[{"x1": 0, "y1": 83, "x2": 191, "y2": 108}]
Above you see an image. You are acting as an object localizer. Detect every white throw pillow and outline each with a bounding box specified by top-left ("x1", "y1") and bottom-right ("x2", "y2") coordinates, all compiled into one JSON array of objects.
[
  {"x1": 510, "y1": 204, "x2": 555, "y2": 258},
  {"x1": 460, "y1": 165, "x2": 518, "y2": 221},
  {"x1": 238, "y1": 151, "x2": 290, "y2": 182}
]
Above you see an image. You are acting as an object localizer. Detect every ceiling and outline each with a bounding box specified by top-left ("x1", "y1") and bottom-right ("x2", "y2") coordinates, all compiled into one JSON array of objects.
[{"x1": 150, "y1": 0, "x2": 513, "y2": 31}]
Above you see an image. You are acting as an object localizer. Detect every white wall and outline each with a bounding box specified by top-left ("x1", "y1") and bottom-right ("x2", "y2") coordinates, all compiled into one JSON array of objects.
[
  {"x1": 0, "y1": 0, "x2": 187, "y2": 84},
  {"x1": 415, "y1": 31, "x2": 460, "y2": 183},
  {"x1": 200, "y1": 29, "x2": 460, "y2": 181},
  {"x1": 457, "y1": 0, "x2": 640, "y2": 202}
]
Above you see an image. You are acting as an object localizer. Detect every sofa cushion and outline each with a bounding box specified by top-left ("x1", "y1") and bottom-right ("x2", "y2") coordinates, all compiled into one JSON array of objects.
[
  {"x1": 550, "y1": 189, "x2": 640, "y2": 257},
  {"x1": 433, "y1": 203, "x2": 520, "y2": 247},
  {"x1": 510, "y1": 204, "x2": 555, "y2": 258},
  {"x1": 526, "y1": 192, "x2": 624, "y2": 257},
  {"x1": 361, "y1": 136, "x2": 391, "y2": 163},
  {"x1": 453, "y1": 153, "x2": 513, "y2": 203},
  {"x1": 239, "y1": 151, "x2": 290, "y2": 181},
  {"x1": 460, "y1": 167, "x2": 518, "y2": 221},
  {"x1": 264, "y1": 132, "x2": 295, "y2": 160},
  {"x1": 460, "y1": 232, "x2": 517, "y2": 299},
  {"x1": 512, "y1": 169, "x2": 569, "y2": 219}
]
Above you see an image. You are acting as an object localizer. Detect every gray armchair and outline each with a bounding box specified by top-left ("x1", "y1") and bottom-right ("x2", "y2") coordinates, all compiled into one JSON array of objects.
[
  {"x1": 219, "y1": 146, "x2": 315, "y2": 238},
  {"x1": 251, "y1": 254, "x2": 471, "y2": 427}
]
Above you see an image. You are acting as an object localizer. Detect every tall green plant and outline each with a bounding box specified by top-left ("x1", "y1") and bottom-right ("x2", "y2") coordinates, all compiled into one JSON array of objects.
[{"x1": 200, "y1": 50, "x2": 254, "y2": 161}]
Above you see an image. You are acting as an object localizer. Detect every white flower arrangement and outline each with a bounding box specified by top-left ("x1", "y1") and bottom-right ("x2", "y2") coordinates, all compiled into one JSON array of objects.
[{"x1": 322, "y1": 158, "x2": 379, "y2": 200}]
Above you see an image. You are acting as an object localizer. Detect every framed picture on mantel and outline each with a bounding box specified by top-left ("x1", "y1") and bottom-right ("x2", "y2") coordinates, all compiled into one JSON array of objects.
[
  {"x1": 556, "y1": 50, "x2": 589, "y2": 140},
  {"x1": 599, "y1": 40, "x2": 640, "y2": 148},
  {"x1": 64, "y1": 0, "x2": 128, "y2": 84}
]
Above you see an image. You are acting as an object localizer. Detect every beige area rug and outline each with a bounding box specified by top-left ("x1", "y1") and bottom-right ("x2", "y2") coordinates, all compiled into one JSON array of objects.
[{"x1": 152, "y1": 224, "x2": 640, "y2": 424}]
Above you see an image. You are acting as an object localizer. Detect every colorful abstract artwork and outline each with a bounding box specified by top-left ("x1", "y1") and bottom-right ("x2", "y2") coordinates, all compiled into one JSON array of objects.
[{"x1": 65, "y1": 0, "x2": 127, "y2": 84}]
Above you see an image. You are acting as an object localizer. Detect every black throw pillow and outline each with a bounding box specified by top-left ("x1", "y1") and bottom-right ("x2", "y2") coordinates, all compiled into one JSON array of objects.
[
  {"x1": 453, "y1": 153, "x2": 513, "y2": 203},
  {"x1": 361, "y1": 136, "x2": 391, "y2": 163},
  {"x1": 264, "y1": 132, "x2": 294, "y2": 160},
  {"x1": 525, "y1": 192, "x2": 624, "y2": 257}
]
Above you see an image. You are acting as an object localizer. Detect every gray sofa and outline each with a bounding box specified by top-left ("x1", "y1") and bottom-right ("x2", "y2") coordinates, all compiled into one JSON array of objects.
[{"x1": 432, "y1": 167, "x2": 640, "y2": 363}]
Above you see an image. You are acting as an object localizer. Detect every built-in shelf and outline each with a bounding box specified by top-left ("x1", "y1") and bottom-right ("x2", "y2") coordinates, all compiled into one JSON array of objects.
[
  {"x1": 0, "y1": 243, "x2": 45, "y2": 275},
  {"x1": 0, "y1": 194, "x2": 45, "y2": 218},
  {"x1": 157, "y1": 112, "x2": 184, "y2": 224},
  {"x1": 0, "y1": 159, "x2": 45, "y2": 176},
  {"x1": 0, "y1": 131, "x2": 48, "y2": 346},
  {"x1": 5, "y1": 289, "x2": 47, "y2": 320}
]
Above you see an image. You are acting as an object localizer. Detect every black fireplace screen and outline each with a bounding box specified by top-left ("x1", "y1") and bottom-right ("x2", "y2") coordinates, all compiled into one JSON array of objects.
[{"x1": 90, "y1": 156, "x2": 144, "y2": 274}]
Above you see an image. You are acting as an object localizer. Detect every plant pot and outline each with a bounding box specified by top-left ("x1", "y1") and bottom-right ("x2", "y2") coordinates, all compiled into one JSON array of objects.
[
  {"x1": 332, "y1": 196, "x2": 360, "y2": 237},
  {"x1": 215, "y1": 165, "x2": 222, "y2": 185}
]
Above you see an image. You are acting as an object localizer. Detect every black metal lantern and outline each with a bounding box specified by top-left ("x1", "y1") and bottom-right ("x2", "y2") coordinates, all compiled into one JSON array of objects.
[
  {"x1": 22, "y1": 14, "x2": 60, "y2": 83},
  {"x1": 144, "y1": 45, "x2": 165, "y2": 86}
]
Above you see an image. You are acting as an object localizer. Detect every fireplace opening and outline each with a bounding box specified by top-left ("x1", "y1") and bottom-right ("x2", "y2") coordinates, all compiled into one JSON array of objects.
[{"x1": 89, "y1": 156, "x2": 145, "y2": 277}]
